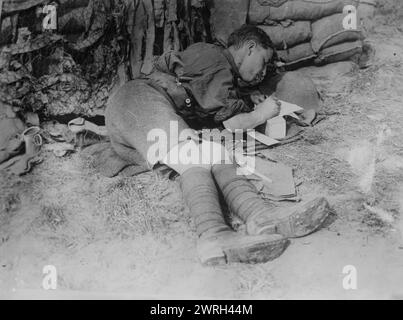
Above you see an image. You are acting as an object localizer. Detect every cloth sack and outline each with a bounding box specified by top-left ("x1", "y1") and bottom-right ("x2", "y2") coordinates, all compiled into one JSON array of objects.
[
  {"x1": 258, "y1": 21, "x2": 312, "y2": 49},
  {"x1": 311, "y1": 13, "x2": 364, "y2": 52},
  {"x1": 314, "y1": 40, "x2": 363, "y2": 65},
  {"x1": 248, "y1": 0, "x2": 347, "y2": 23},
  {"x1": 277, "y1": 42, "x2": 316, "y2": 67}
]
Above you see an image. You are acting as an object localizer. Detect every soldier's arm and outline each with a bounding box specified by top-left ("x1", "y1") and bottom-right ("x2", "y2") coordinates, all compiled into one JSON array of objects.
[{"x1": 223, "y1": 97, "x2": 280, "y2": 131}]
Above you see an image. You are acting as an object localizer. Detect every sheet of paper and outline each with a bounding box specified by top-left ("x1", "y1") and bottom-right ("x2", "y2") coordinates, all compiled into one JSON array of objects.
[
  {"x1": 247, "y1": 131, "x2": 279, "y2": 147},
  {"x1": 250, "y1": 157, "x2": 296, "y2": 198},
  {"x1": 257, "y1": 97, "x2": 304, "y2": 140},
  {"x1": 277, "y1": 99, "x2": 304, "y2": 117},
  {"x1": 266, "y1": 117, "x2": 287, "y2": 140}
]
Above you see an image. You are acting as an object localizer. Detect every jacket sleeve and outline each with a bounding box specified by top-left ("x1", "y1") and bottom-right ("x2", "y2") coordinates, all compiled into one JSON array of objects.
[
  {"x1": 154, "y1": 50, "x2": 184, "y2": 75},
  {"x1": 189, "y1": 67, "x2": 254, "y2": 123}
]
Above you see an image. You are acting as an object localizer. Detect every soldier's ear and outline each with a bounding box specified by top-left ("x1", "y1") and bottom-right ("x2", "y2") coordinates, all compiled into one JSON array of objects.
[{"x1": 246, "y1": 40, "x2": 257, "y2": 56}]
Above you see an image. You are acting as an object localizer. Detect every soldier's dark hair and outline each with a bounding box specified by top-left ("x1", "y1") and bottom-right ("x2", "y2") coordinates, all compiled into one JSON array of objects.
[{"x1": 227, "y1": 25, "x2": 274, "y2": 50}]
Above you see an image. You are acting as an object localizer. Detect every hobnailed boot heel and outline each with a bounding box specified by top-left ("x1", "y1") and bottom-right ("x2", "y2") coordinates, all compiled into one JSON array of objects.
[
  {"x1": 197, "y1": 229, "x2": 288, "y2": 265},
  {"x1": 212, "y1": 163, "x2": 331, "y2": 238},
  {"x1": 246, "y1": 197, "x2": 331, "y2": 238},
  {"x1": 180, "y1": 167, "x2": 288, "y2": 265}
]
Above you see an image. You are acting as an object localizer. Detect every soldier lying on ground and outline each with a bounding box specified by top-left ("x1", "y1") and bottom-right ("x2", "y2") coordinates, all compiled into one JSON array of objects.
[{"x1": 106, "y1": 25, "x2": 330, "y2": 265}]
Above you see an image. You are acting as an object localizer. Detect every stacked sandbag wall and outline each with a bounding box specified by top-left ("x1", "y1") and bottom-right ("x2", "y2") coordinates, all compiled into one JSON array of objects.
[{"x1": 210, "y1": 0, "x2": 377, "y2": 70}]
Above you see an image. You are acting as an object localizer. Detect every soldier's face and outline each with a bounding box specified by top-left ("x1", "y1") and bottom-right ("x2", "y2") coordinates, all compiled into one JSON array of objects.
[{"x1": 239, "y1": 44, "x2": 273, "y2": 86}]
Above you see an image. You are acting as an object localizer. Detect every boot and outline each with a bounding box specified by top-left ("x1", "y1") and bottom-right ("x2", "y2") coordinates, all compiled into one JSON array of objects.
[
  {"x1": 212, "y1": 163, "x2": 330, "y2": 238},
  {"x1": 180, "y1": 166, "x2": 288, "y2": 265},
  {"x1": 245, "y1": 197, "x2": 330, "y2": 237}
]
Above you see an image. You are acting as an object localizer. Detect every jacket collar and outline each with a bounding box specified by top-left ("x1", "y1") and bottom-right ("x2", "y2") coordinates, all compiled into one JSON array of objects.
[{"x1": 222, "y1": 48, "x2": 242, "y2": 79}]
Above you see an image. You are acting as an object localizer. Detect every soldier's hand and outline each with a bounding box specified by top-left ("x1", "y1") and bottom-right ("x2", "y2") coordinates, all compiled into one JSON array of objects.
[
  {"x1": 250, "y1": 93, "x2": 267, "y2": 105},
  {"x1": 255, "y1": 96, "x2": 281, "y2": 121}
]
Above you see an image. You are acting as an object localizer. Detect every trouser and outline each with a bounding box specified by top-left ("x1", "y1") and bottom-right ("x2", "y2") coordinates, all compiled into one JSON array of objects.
[{"x1": 105, "y1": 80, "x2": 190, "y2": 169}]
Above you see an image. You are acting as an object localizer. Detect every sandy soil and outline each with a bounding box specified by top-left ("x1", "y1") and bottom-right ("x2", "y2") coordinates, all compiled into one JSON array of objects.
[{"x1": 1, "y1": 7, "x2": 403, "y2": 300}]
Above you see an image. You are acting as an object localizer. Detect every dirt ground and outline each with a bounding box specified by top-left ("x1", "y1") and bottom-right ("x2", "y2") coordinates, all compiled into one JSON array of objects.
[{"x1": 1, "y1": 6, "x2": 403, "y2": 300}]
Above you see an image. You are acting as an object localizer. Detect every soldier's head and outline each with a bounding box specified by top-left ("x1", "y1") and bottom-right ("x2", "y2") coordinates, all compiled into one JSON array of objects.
[{"x1": 227, "y1": 25, "x2": 275, "y2": 86}]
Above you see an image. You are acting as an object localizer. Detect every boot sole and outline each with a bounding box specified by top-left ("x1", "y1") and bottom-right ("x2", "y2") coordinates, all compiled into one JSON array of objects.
[
  {"x1": 197, "y1": 234, "x2": 289, "y2": 266},
  {"x1": 247, "y1": 197, "x2": 330, "y2": 238}
]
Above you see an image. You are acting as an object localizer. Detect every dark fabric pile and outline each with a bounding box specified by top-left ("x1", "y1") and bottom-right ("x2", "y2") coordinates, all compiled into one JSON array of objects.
[
  {"x1": 0, "y1": 0, "x2": 121, "y2": 117},
  {"x1": 0, "y1": 0, "x2": 210, "y2": 117}
]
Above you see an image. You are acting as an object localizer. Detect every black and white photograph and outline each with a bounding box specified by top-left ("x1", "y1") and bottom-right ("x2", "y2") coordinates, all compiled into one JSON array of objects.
[{"x1": 0, "y1": 0, "x2": 402, "y2": 302}]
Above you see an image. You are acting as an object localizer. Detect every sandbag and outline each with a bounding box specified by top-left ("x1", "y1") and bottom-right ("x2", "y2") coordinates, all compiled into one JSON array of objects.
[
  {"x1": 311, "y1": 13, "x2": 364, "y2": 52},
  {"x1": 315, "y1": 40, "x2": 363, "y2": 65},
  {"x1": 277, "y1": 42, "x2": 316, "y2": 67},
  {"x1": 258, "y1": 21, "x2": 312, "y2": 49},
  {"x1": 248, "y1": 0, "x2": 347, "y2": 23},
  {"x1": 210, "y1": 0, "x2": 249, "y2": 45}
]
